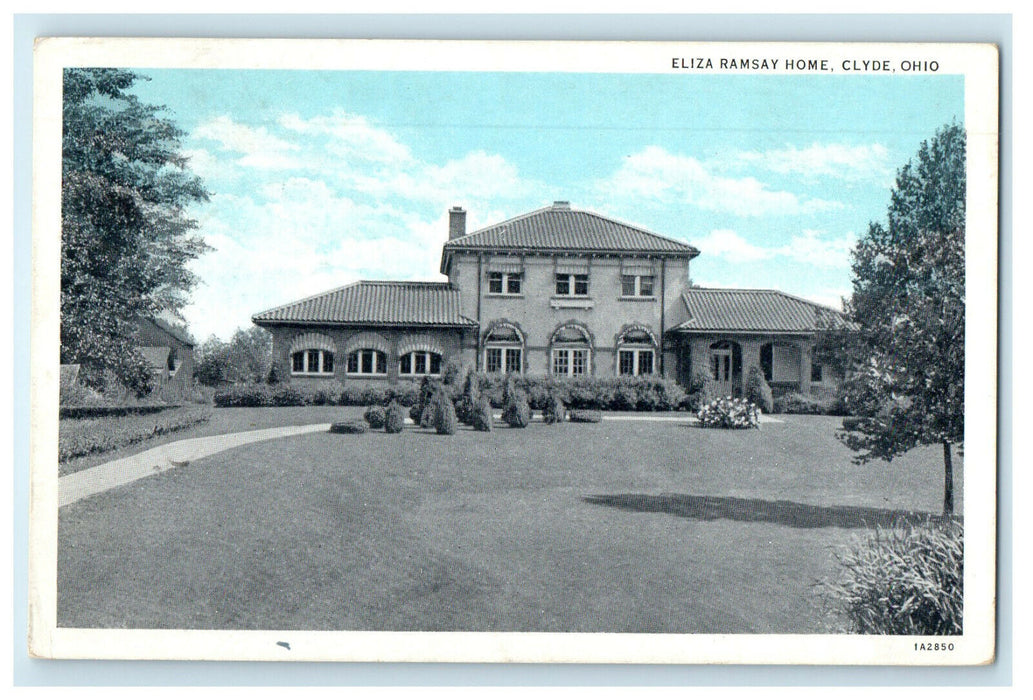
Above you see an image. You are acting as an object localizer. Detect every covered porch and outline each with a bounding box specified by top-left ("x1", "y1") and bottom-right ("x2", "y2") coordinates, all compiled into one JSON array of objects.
[{"x1": 669, "y1": 332, "x2": 817, "y2": 397}]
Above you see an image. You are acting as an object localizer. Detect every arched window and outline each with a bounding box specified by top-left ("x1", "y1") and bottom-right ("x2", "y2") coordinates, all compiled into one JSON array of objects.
[
  {"x1": 616, "y1": 327, "x2": 656, "y2": 376},
  {"x1": 289, "y1": 332, "x2": 336, "y2": 376},
  {"x1": 399, "y1": 351, "x2": 442, "y2": 377},
  {"x1": 551, "y1": 324, "x2": 591, "y2": 377},
  {"x1": 346, "y1": 349, "x2": 387, "y2": 376},
  {"x1": 483, "y1": 323, "x2": 523, "y2": 374}
]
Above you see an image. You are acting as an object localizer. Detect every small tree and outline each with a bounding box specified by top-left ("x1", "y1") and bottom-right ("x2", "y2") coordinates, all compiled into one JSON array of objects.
[
  {"x1": 745, "y1": 366, "x2": 774, "y2": 413},
  {"x1": 838, "y1": 123, "x2": 965, "y2": 517}
]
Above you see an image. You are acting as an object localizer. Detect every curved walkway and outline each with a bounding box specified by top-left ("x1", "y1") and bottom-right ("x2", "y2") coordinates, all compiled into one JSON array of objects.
[{"x1": 58, "y1": 423, "x2": 331, "y2": 507}]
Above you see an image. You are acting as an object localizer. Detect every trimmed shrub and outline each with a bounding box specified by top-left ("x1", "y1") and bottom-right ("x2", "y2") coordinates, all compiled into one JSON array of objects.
[
  {"x1": 409, "y1": 404, "x2": 423, "y2": 423},
  {"x1": 420, "y1": 402, "x2": 438, "y2": 429},
  {"x1": 434, "y1": 392, "x2": 459, "y2": 435},
  {"x1": 266, "y1": 363, "x2": 280, "y2": 385},
  {"x1": 542, "y1": 393, "x2": 566, "y2": 425},
  {"x1": 502, "y1": 388, "x2": 531, "y2": 428},
  {"x1": 821, "y1": 520, "x2": 963, "y2": 635},
  {"x1": 384, "y1": 401, "x2": 406, "y2": 433},
  {"x1": 363, "y1": 405, "x2": 386, "y2": 429},
  {"x1": 329, "y1": 420, "x2": 367, "y2": 434},
  {"x1": 685, "y1": 371, "x2": 721, "y2": 412},
  {"x1": 697, "y1": 397, "x2": 760, "y2": 429},
  {"x1": 473, "y1": 396, "x2": 494, "y2": 432},
  {"x1": 59, "y1": 406, "x2": 213, "y2": 463},
  {"x1": 568, "y1": 409, "x2": 602, "y2": 423},
  {"x1": 745, "y1": 366, "x2": 774, "y2": 414}
]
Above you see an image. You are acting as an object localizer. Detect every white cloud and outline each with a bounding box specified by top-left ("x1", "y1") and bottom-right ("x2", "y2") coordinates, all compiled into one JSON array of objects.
[
  {"x1": 601, "y1": 146, "x2": 841, "y2": 217},
  {"x1": 693, "y1": 229, "x2": 775, "y2": 263},
  {"x1": 193, "y1": 115, "x2": 300, "y2": 170},
  {"x1": 730, "y1": 142, "x2": 893, "y2": 180},
  {"x1": 692, "y1": 228, "x2": 857, "y2": 269},
  {"x1": 279, "y1": 111, "x2": 412, "y2": 164},
  {"x1": 782, "y1": 229, "x2": 857, "y2": 268}
]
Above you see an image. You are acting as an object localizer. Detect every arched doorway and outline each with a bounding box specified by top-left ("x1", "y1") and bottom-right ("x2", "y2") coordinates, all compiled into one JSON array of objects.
[{"x1": 709, "y1": 340, "x2": 742, "y2": 397}]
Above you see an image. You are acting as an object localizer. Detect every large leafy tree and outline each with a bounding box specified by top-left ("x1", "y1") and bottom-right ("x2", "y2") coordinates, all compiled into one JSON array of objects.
[
  {"x1": 839, "y1": 123, "x2": 965, "y2": 517},
  {"x1": 194, "y1": 327, "x2": 273, "y2": 386},
  {"x1": 61, "y1": 68, "x2": 209, "y2": 394}
]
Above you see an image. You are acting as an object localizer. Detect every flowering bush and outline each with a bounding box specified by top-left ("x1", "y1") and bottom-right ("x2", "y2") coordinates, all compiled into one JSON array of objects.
[{"x1": 697, "y1": 397, "x2": 760, "y2": 429}]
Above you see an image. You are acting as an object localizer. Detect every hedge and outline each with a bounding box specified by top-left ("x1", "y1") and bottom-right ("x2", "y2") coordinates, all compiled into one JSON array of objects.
[
  {"x1": 59, "y1": 406, "x2": 213, "y2": 463},
  {"x1": 463, "y1": 374, "x2": 687, "y2": 412},
  {"x1": 212, "y1": 376, "x2": 687, "y2": 412},
  {"x1": 213, "y1": 382, "x2": 420, "y2": 408},
  {"x1": 772, "y1": 392, "x2": 849, "y2": 416}
]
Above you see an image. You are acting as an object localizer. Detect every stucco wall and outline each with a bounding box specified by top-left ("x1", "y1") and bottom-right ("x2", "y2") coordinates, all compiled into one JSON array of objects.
[{"x1": 449, "y1": 251, "x2": 692, "y2": 378}]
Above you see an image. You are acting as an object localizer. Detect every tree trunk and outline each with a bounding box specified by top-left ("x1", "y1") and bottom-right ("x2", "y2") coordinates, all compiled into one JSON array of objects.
[{"x1": 943, "y1": 440, "x2": 955, "y2": 517}]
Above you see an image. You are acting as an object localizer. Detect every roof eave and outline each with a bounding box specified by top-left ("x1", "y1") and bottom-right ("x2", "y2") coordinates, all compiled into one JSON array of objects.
[
  {"x1": 442, "y1": 244, "x2": 699, "y2": 258},
  {"x1": 252, "y1": 317, "x2": 478, "y2": 329}
]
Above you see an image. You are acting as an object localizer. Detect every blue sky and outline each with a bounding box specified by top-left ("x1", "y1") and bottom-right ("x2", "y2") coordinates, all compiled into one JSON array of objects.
[{"x1": 129, "y1": 69, "x2": 963, "y2": 341}]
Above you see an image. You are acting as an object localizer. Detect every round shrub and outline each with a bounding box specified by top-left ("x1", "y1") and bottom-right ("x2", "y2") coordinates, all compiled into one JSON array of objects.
[
  {"x1": 329, "y1": 420, "x2": 367, "y2": 434},
  {"x1": 568, "y1": 409, "x2": 602, "y2": 423},
  {"x1": 384, "y1": 401, "x2": 406, "y2": 433},
  {"x1": 363, "y1": 405, "x2": 386, "y2": 429},
  {"x1": 745, "y1": 366, "x2": 774, "y2": 414},
  {"x1": 697, "y1": 397, "x2": 760, "y2": 429},
  {"x1": 434, "y1": 393, "x2": 459, "y2": 435},
  {"x1": 409, "y1": 404, "x2": 423, "y2": 423},
  {"x1": 502, "y1": 388, "x2": 531, "y2": 428}
]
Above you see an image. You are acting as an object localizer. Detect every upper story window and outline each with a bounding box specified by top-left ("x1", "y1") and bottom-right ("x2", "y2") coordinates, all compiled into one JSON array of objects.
[
  {"x1": 293, "y1": 349, "x2": 334, "y2": 375},
  {"x1": 488, "y1": 271, "x2": 522, "y2": 295},
  {"x1": 346, "y1": 349, "x2": 387, "y2": 376},
  {"x1": 399, "y1": 351, "x2": 442, "y2": 377},
  {"x1": 621, "y1": 274, "x2": 655, "y2": 298},
  {"x1": 555, "y1": 273, "x2": 589, "y2": 297}
]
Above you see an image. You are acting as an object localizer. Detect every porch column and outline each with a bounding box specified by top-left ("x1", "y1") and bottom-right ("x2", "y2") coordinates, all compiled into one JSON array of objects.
[{"x1": 798, "y1": 340, "x2": 813, "y2": 395}]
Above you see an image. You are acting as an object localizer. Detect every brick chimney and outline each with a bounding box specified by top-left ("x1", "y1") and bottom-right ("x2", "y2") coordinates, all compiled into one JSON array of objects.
[{"x1": 448, "y1": 206, "x2": 467, "y2": 240}]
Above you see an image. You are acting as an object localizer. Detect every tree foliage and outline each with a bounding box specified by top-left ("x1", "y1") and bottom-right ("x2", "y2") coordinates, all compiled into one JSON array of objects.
[
  {"x1": 61, "y1": 68, "x2": 209, "y2": 394},
  {"x1": 194, "y1": 327, "x2": 273, "y2": 386},
  {"x1": 838, "y1": 123, "x2": 965, "y2": 515}
]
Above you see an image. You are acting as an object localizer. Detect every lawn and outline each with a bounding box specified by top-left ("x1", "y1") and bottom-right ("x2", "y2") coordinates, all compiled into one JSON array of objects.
[{"x1": 57, "y1": 415, "x2": 962, "y2": 633}]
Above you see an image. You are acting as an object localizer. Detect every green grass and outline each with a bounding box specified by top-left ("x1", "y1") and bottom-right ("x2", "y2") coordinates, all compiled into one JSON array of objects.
[{"x1": 57, "y1": 415, "x2": 962, "y2": 633}]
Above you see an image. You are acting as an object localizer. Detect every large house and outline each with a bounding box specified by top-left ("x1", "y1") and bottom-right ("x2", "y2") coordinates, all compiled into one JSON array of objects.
[{"x1": 253, "y1": 202, "x2": 850, "y2": 397}]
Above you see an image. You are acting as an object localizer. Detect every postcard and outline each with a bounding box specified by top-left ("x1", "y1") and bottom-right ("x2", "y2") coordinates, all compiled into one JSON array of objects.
[{"x1": 29, "y1": 37, "x2": 998, "y2": 664}]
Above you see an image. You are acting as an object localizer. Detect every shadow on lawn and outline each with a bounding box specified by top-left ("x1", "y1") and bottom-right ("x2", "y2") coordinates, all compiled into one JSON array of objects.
[{"x1": 582, "y1": 493, "x2": 946, "y2": 530}]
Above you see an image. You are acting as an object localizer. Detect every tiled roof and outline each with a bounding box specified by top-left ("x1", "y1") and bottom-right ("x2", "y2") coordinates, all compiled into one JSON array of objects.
[
  {"x1": 672, "y1": 288, "x2": 856, "y2": 334},
  {"x1": 252, "y1": 281, "x2": 477, "y2": 327},
  {"x1": 442, "y1": 203, "x2": 699, "y2": 257}
]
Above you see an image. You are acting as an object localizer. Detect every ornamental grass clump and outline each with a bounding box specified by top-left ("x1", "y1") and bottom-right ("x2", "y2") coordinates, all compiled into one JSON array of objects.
[
  {"x1": 384, "y1": 401, "x2": 406, "y2": 434},
  {"x1": 697, "y1": 396, "x2": 760, "y2": 429},
  {"x1": 363, "y1": 405, "x2": 386, "y2": 429},
  {"x1": 820, "y1": 520, "x2": 963, "y2": 635}
]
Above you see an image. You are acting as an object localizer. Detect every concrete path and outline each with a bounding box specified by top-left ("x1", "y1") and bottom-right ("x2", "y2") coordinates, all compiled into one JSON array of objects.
[{"x1": 59, "y1": 423, "x2": 331, "y2": 508}]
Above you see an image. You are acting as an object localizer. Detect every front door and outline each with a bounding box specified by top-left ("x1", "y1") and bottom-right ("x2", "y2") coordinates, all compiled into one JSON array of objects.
[{"x1": 710, "y1": 347, "x2": 733, "y2": 397}]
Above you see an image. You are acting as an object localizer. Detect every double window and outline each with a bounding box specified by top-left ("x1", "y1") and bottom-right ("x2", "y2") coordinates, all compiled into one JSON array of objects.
[
  {"x1": 488, "y1": 271, "x2": 522, "y2": 295},
  {"x1": 484, "y1": 324, "x2": 524, "y2": 374},
  {"x1": 551, "y1": 324, "x2": 592, "y2": 377},
  {"x1": 621, "y1": 274, "x2": 655, "y2": 298},
  {"x1": 555, "y1": 273, "x2": 589, "y2": 296},
  {"x1": 618, "y1": 349, "x2": 654, "y2": 376},
  {"x1": 616, "y1": 327, "x2": 656, "y2": 376},
  {"x1": 399, "y1": 351, "x2": 442, "y2": 377},
  {"x1": 292, "y1": 349, "x2": 334, "y2": 375},
  {"x1": 346, "y1": 349, "x2": 387, "y2": 376}
]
